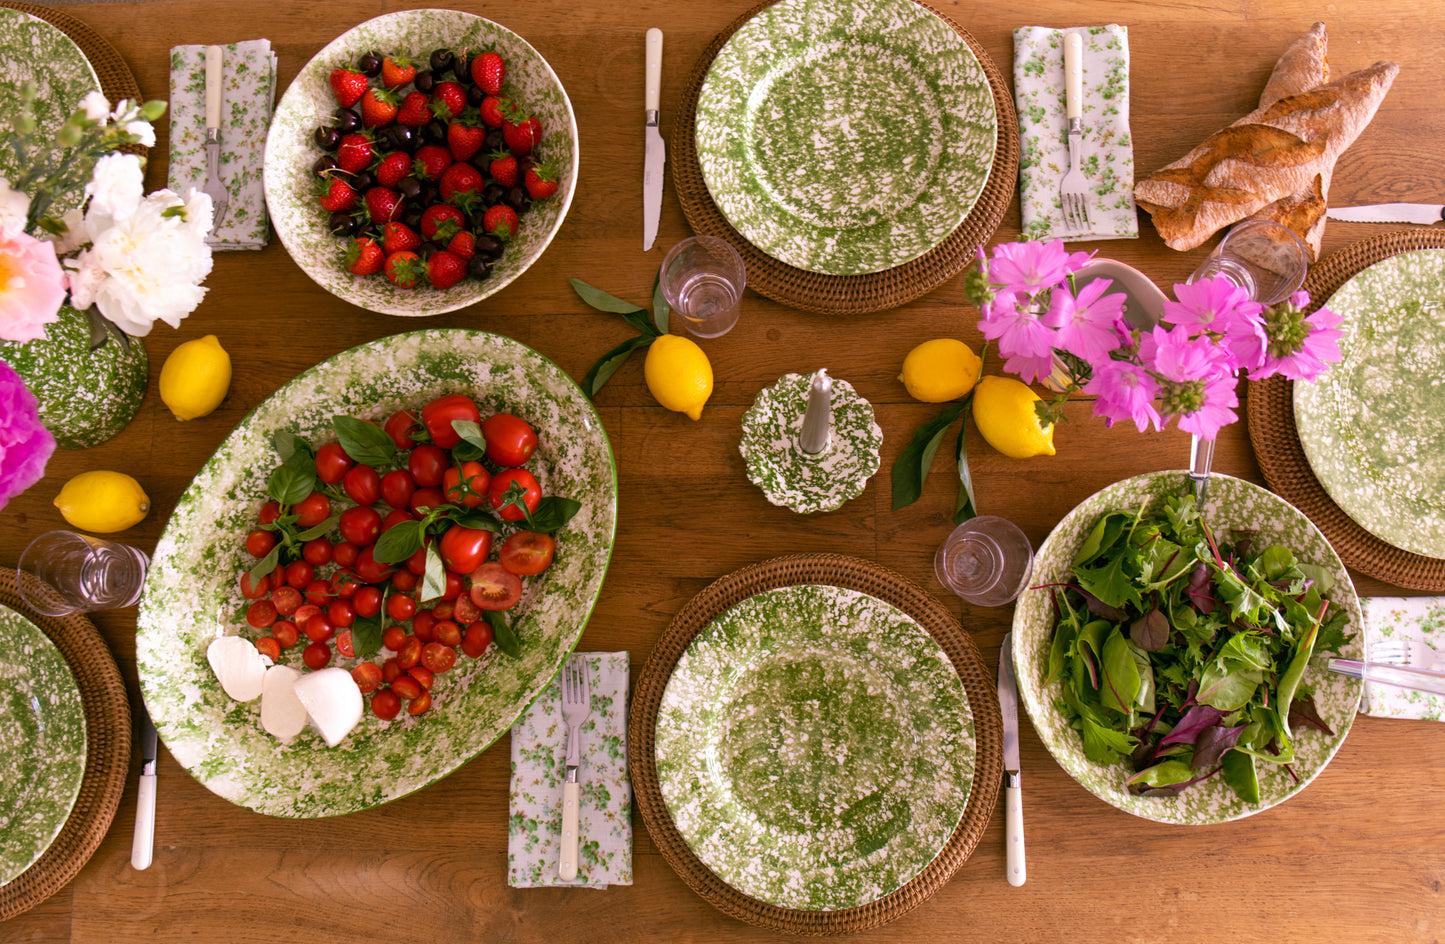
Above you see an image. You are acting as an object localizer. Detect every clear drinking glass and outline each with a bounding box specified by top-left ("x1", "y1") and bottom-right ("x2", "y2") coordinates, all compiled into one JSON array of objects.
[
  {"x1": 658, "y1": 235, "x2": 746, "y2": 338},
  {"x1": 17, "y1": 530, "x2": 150, "y2": 616},
  {"x1": 1188, "y1": 219, "x2": 1308, "y2": 306},
  {"x1": 934, "y1": 516, "x2": 1035, "y2": 607}
]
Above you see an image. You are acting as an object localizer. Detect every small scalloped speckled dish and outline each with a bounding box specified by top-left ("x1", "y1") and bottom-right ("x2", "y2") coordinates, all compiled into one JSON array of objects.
[
  {"x1": 263, "y1": 10, "x2": 577, "y2": 316},
  {"x1": 1011, "y1": 471, "x2": 1363, "y2": 824},
  {"x1": 739, "y1": 371, "x2": 881, "y2": 514},
  {"x1": 136, "y1": 330, "x2": 616, "y2": 818}
]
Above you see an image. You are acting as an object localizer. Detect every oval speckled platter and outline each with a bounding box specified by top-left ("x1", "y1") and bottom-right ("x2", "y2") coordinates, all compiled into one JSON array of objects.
[
  {"x1": 694, "y1": 0, "x2": 997, "y2": 276},
  {"x1": 263, "y1": 10, "x2": 577, "y2": 316},
  {"x1": 739, "y1": 371, "x2": 881, "y2": 514},
  {"x1": 1293, "y1": 249, "x2": 1445, "y2": 558},
  {"x1": 656, "y1": 584, "x2": 974, "y2": 910},
  {"x1": 136, "y1": 330, "x2": 616, "y2": 818},
  {"x1": 1012, "y1": 471, "x2": 1363, "y2": 824},
  {"x1": 0, "y1": 603, "x2": 86, "y2": 886},
  {"x1": 0, "y1": 7, "x2": 100, "y2": 215}
]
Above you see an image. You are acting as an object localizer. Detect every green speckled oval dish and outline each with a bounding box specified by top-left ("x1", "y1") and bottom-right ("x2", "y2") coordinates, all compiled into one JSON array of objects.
[
  {"x1": 1012, "y1": 472, "x2": 1363, "y2": 824},
  {"x1": 136, "y1": 330, "x2": 616, "y2": 818},
  {"x1": 695, "y1": 0, "x2": 997, "y2": 276},
  {"x1": 264, "y1": 10, "x2": 577, "y2": 316},
  {"x1": 1293, "y1": 249, "x2": 1445, "y2": 558},
  {"x1": 656, "y1": 584, "x2": 974, "y2": 910},
  {"x1": 0, "y1": 604, "x2": 87, "y2": 886}
]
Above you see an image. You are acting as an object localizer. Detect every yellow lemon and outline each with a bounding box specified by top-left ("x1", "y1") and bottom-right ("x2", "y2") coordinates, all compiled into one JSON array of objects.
[
  {"x1": 644, "y1": 334, "x2": 713, "y2": 421},
  {"x1": 54, "y1": 470, "x2": 150, "y2": 533},
  {"x1": 971, "y1": 375, "x2": 1056, "y2": 459},
  {"x1": 899, "y1": 338, "x2": 983, "y2": 403},
  {"x1": 160, "y1": 334, "x2": 232, "y2": 421}
]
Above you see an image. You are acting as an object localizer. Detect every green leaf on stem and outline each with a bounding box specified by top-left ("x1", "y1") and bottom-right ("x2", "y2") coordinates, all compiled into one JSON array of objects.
[
  {"x1": 333, "y1": 415, "x2": 396, "y2": 468},
  {"x1": 652, "y1": 271, "x2": 671, "y2": 336},
  {"x1": 373, "y1": 519, "x2": 424, "y2": 565},
  {"x1": 891, "y1": 398, "x2": 971, "y2": 512},
  {"x1": 351, "y1": 613, "x2": 383, "y2": 659},
  {"x1": 570, "y1": 277, "x2": 656, "y2": 336},
  {"x1": 296, "y1": 514, "x2": 341, "y2": 542},
  {"x1": 421, "y1": 544, "x2": 448, "y2": 603},
  {"x1": 485, "y1": 610, "x2": 521, "y2": 658},
  {"x1": 246, "y1": 545, "x2": 280, "y2": 587},
  {"x1": 581, "y1": 333, "x2": 657, "y2": 398},
  {"x1": 267, "y1": 457, "x2": 314, "y2": 507},
  {"x1": 528, "y1": 496, "x2": 582, "y2": 534},
  {"x1": 451, "y1": 419, "x2": 487, "y2": 454},
  {"x1": 270, "y1": 430, "x2": 311, "y2": 462},
  {"x1": 952, "y1": 418, "x2": 977, "y2": 524}
]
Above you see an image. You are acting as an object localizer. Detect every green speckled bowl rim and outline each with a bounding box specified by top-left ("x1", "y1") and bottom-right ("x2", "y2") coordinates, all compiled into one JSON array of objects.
[
  {"x1": 0, "y1": 604, "x2": 86, "y2": 887},
  {"x1": 694, "y1": 0, "x2": 997, "y2": 276},
  {"x1": 136, "y1": 329, "x2": 616, "y2": 818},
  {"x1": 1011, "y1": 471, "x2": 1363, "y2": 825},
  {"x1": 655, "y1": 584, "x2": 973, "y2": 911},
  {"x1": 1292, "y1": 249, "x2": 1445, "y2": 558},
  {"x1": 263, "y1": 9, "x2": 577, "y2": 316}
]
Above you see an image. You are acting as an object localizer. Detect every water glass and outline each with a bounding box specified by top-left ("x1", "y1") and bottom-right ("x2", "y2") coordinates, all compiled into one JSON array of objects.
[
  {"x1": 658, "y1": 235, "x2": 746, "y2": 338},
  {"x1": 17, "y1": 530, "x2": 150, "y2": 616},
  {"x1": 1188, "y1": 219, "x2": 1308, "y2": 305},
  {"x1": 934, "y1": 516, "x2": 1034, "y2": 607}
]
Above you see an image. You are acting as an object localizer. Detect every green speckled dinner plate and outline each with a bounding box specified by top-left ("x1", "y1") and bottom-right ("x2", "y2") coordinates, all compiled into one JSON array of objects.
[
  {"x1": 1293, "y1": 249, "x2": 1445, "y2": 558},
  {"x1": 136, "y1": 330, "x2": 616, "y2": 818},
  {"x1": 1012, "y1": 472, "x2": 1363, "y2": 824},
  {"x1": 0, "y1": 604, "x2": 87, "y2": 886},
  {"x1": 656, "y1": 584, "x2": 974, "y2": 910},
  {"x1": 694, "y1": 0, "x2": 997, "y2": 276},
  {"x1": 0, "y1": 7, "x2": 101, "y2": 214}
]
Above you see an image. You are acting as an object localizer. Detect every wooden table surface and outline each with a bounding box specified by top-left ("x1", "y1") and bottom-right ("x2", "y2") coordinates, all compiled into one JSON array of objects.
[{"x1": 3, "y1": 1, "x2": 1443, "y2": 941}]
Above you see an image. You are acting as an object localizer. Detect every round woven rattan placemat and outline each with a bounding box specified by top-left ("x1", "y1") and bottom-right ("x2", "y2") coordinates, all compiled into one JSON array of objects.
[
  {"x1": 671, "y1": 0, "x2": 1019, "y2": 315},
  {"x1": 628, "y1": 553, "x2": 1002, "y2": 935},
  {"x1": 1246, "y1": 229, "x2": 1445, "y2": 590},
  {"x1": 0, "y1": 568, "x2": 131, "y2": 920}
]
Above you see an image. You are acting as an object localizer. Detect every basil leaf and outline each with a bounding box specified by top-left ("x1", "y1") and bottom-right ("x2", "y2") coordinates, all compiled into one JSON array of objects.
[
  {"x1": 373, "y1": 519, "x2": 423, "y2": 564},
  {"x1": 268, "y1": 462, "x2": 314, "y2": 506},
  {"x1": 952, "y1": 419, "x2": 976, "y2": 524},
  {"x1": 890, "y1": 399, "x2": 969, "y2": 511},
  {"x1": 451, "y1": 419, "x2": 486, "y2": 454},
  {"x1": 246, "y1": 546, "x2": 280, "y2": 587},
  {"x1": 271, "y1": 430, "x2": 311, "y2": 462},
  {"x1": 420, "y1": 544, "x2": 447, "y2": 603},
  {"x1": 651, "y1": 271, "x2": 670, "y2": 335},
  {"x1": 581, "y1": 333, "x2": 656, "y2": 398},
  {"x1": 334, "y1": 415, "x2": 396, "y2": 467},
  {"x1": 528, "y1": 496, "x2": 581, "y2": 534},
  {"x1": 351, "y1": 613, "x2": 383, "y2": 659},
  {"x1": 570, "y1": 277, "x2": 655, "y2": 336},
  {"x1": 449, "y1": 510, "x2": 503, "y2": 532},
  {"x1": 485, "y1": 610, "x2": 521, "y2": 658},
  {"x1": 296, "y1": 513, "x2": 340, "y2": 542},
  {"x1": 451, "y1": 439, "x2": 485, "y2": 463}
]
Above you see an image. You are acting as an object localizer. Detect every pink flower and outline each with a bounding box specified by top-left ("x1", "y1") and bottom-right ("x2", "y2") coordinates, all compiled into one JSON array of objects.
[
  {"x1": 987, "y1": 239, "x2": 1093, "y2": 295},
  {"x1": 1085, "y1": 359, "x2": 1162, "y2": 432},
  {"x1": 1163, "y1": 276, "x2": 1266, "y2": 371},
  {"x1": 1045, "y1": 277, "x2": 1127, "y2": 362},
  {"x1": 1002, "y1": 349, "x2": 1059, "y2": 386},
  {"x1": 0, "y1": 359, "x2": 55, "y2": 510},
  {"x1": 978, "y1": 290, "x2": 1057, "y2": 361},
  {"x1": 1142, "y1": 324, "x2": 1239, "y2": 439},
  {"x1": 1252, "y1": 292, "x2": 1345, "y2": 381},
  {"x1": 0, "y1": 228, "x2": 66, "y2": 342}
]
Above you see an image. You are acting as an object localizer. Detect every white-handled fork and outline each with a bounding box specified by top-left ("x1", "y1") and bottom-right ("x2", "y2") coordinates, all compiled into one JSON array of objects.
[
  {"x1": 203, "y1": 45, "x2": 230, "y2": 230},
  {"x1": 1058, "y1": 31, "x2": 1090, "y2": 235},
  {"x1": 558, "y1": 656, "x2": 592, "y2": 881}
]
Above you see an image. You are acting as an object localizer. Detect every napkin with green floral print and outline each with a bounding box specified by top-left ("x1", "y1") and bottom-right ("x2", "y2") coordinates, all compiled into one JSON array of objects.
[
  {"x1": 1360, "y1": 597, "x2": 1445, "y2": 720},
  {"x1": 1013, "y1": 26, "x2": 1138, "y2": 241},
  {"x1": 508, "y1": 651, "x2": 632, "y2": 888},
  {"x1": 168, "y1": 40, "x2": 276, "y2": 250}
]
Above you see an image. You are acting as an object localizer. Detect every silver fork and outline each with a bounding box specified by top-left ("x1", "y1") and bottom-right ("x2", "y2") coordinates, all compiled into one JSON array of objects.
[
  {"x1": 558, "y1": 656, "x2": 592, "y2": 881},
  {"x1": 203, "y1": 45, "x2": 231, "y2": 230},
  {"x1": 1370, "y1": 638, "x2": 1412, "y2": 666},
  {"x1": 1058, "y1": 32, "x2": 1091, "y2": 235}
]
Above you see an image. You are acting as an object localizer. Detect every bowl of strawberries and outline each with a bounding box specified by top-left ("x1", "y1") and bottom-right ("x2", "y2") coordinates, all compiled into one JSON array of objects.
[{"x1": 264, "y1": 9, "x2": 577, "y2": 315}]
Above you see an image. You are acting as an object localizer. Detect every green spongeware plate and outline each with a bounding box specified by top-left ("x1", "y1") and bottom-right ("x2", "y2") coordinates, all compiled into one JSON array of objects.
[
  {"x1": 136, "y1": 330, "x2": 616, "y2": 818},
  {"x1": 1293, "y1": 249, "x2": 1445, "y2": 558},
  {"x1": 1011, "y1": 471, "x2": 1363, "y2": 824},
  {"x1": 694, "y1": 0, "x2": 997, "y2": 276},
  {"x1": 0, "y1": 604, "x2": 87, "y2": 886},
  {"x1": 656, "y1": 584, "x2": 974, "y2": 910}
]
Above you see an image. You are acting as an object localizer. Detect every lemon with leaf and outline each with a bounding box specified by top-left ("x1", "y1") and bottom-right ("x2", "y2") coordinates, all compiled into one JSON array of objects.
[
  {"x1": 972, "y1": 375, "x2": 1056, "y2": 458},
  {"x1": 160, "y1": 334, "x2": 232, "y2": 421},
  {"x1": 899, "y1": 338, "x2": 983, "y2": 403},
  {"x1": 644, "y1": 334, "x2": 713, "y2": 421},
  {"x1": 54, "y1": 470, "x2": 150, "y2": 533}
]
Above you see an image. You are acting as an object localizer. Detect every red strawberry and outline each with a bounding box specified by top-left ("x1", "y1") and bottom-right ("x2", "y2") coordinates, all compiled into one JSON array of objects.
[
  {"x1": 384, "y1": 251, "x2": 424, "y2": 288},
  {"x1": 360, "y1": 87, "x2": 398, "y2": 128},
  {"x1": 380, "y1": 55, "x2": 417, "y2": 89},
  {"x1": 426, "y1": 250, "x2": 468, "y2": 290},
  {"x1": 479, "y1": 96, "x2": 507, "y2": 129},
  {"x1": 318, "y1": 177, "x2": 358, "y2": 212},
  {"x1": 471, "y1": 51, "x2": 505, "y2": 95},
  {"x1": 375, "y1": 152, "x2": 413, "y2": 189},
  {"x1": 447, "y1": 120, "x2": 487, "y2": 163},
  {"x1": 503, "y1": 113, "x2": 543, "y2": 156},
  {"x1": 396, "y1": 91, "x2": 431, "y2": 127},
  {"x1": 364, "y1": 186, "x2": 402, "y2": 224},
  {"x1": 431, "y1": 81, "x2": 467, "y2": 120},
  {"x1": 382, "y1": 221, "x2": 421, "y2": 254},
  {"x1": 413, "y1": 144, "x2": 453, "y2": 181},
  {"x1": 336, "y1": 133, "x2": 374, "y2": 174},
  {"x1": 420, "y1": 204, "x2": 465, "y2": 241},
  {"x1": 439, "y1": 162, "x2": 485, "y2": 202},
  {"x1": 446, "y1": 229, "x2": 476, "y2": 260},
  {"x1": 524, "y1": 163, "x2": 559, "y2": 201},
  {"x1": 328, "y1": 68, "x2": 368, "y2": 108},
  {"x1": 487, "y1": 150, "x2": 518, "y2": 188},
  {"x1": 345, "y1": 236, "x2": 383, "y2": 275},
  {"x1": 482, "y1": 204, "x2": 519, "y2": 239}
]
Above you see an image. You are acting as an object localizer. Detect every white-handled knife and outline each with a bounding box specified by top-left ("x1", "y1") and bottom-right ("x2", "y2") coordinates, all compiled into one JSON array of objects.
[
  {"x1": 1326, "y1": 203, "x2": 1445, "y2": 225},
  {"x1": 998, "y1": 632, "x2": 1025, "y2": 886},
  {"x1": 642, "y1": 28, "x2": 665, "y2": 251},
  {"x1": 131, "y1": 702, "x2": 157, "y2": 870}
]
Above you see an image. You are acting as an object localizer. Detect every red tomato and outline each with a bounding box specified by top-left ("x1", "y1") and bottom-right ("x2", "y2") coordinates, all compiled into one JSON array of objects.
[
  {"x1": 292, "y1": 603, "x2": 321, "y2": 626},
  {"x1": 431, "y1": 599, "x2": 456, "y2": 621},
  {"x1": 412, "y1": 610, "x2": 438, "y2": 642},
  {"x1": 334, "y1": 577, "x2": 360, "y2": 599},
  {"x1": 315, "y1": 442, "x2": 354, "y2": 484},
  {"x1": 407, "y1": 665, "x2": 435, "y2": 690},
  {"x1": 443, "y1": 461, "x2": 490, "y2": 508},
  {"x1": 381, "y1": 658, "x2": 403, "y2": 683},
  {"x1": 273, "y1": 621, "x2": 299, "y2": 649},
  {"x1": 340, "y1": 506, "x2": 383, "y2": 547},
  {"x1": 371, "y1": 688, "x2": 401, "y2": 720},
  {"x1": 354, "y1": 546, "x2": 396, "y2": 584},
  {"x1": 395, "y1": 636, "x2": 423, "y2": 670},
  {"x1": 381, "y1": 508, "x2": 415, "y2": 534},
  {"x1": 381, "y1": 469, "x2": 416, "y2": 509},
  {"x1": 352, "y1": 662, "x2": 383, "y2": 693},
  {"x1": 469, "y1": 561, "x2": 523, "y2": 610},
  {"x1": 335, "y1": 629, "x2": 355, "y2": 658},
  {"x1": 285, "y1": 560, "x2": 316, "y2": 589},
  {"x1": 391, "y1": 569, "x2": 419, "y2": 592},
  {"x1": 293, "y1": 491, "x2": 331, "y2": 528},
  {"x1": 481, "y1": 413, "x2": 538, "y2": 467},
  {"x1": 258, "y1": 500, "x2": 282, "y2": 526},
  {"x1": 439, "y1": 524, "x2": 494, "y2": 574},
  {"x1": 405, "y1": 546, "x2": 429, "y2": 575},
  {"x1": 499, "y1": 531, "x2": 556, "y2": 576},
  {"x1": 333, "y1": 541, "x2": 360, "y2": 569},
  {"x1": 255, "y1": 637, "x2": 282, "y2": 661},
  {"x1": 392, "y1": 674, "x2": 423, "y2": 700},
  {"x1": 304, "y1": 613, "x2": 335, "y2": 643},
  {"x1": 239, "y1": 569, "x2": 270, "y2": 599},
  {"x1": 381, "y1": 625, "x2": 408, "y2": 651},
  {"x1": 353, "y1": 585, "x2": 383, "y2": 618},
  {"x1": 387, "y1": 593, "x2": 417, "y2": 621},
  {"x1": 422, "y1": 642, "x2": 457, "y2": 673},
  {"x1": 328, "y1": 599, "x2": 356, "y2": 629},
  {"x1": 461, "y1": 621, "x2": 493, "y2": 658},
  {"x1": 421, "y1": 393, "x2": 482, "y2": 449},
  {"x1": 271, "y1": 585, "x2": 303, "y2": 616},
  {"x1": 384, "y1": 409, "x2": 423, "y2": 450},
  {"x1": 433, "y1": 619, "x2": 462, "y2": 648},
  {"x1": 442, "y1": 569, "x2": 463, "y2": 601},
  {"x1": 343, "y1": 463, "x2": 382, "y2": 506},
  {"x1": 408, "y1": 444, "x2": 448, "y2": 487},
  {"x1": 245, "y1": 529, "x2": 275, "y2": 558},
  {"x1": 410, "y1": 487, "x2": 445, "y2": 517},
  {"x1": 303, "y1": 578, "x2": 331, "y2": 607},
  {"x1": 407, "y1": 691, "x2": 433, "y2": 716},
  {"x1": 487, "y1": 469, "x2": 541, "y2": 522},
  {"x1": 246, "y1": 599, "x2": 277, "y2": 629},
  {"x1": 303, "y1": 642, "x2": 332, "y2": 670},
  {"x1": 302, "y1": 537, "x2": 333, "y2": 566}
]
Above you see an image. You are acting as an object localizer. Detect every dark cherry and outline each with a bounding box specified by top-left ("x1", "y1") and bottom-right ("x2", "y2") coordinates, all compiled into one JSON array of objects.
[
  {"x1": 468, "y1": 255, "x2": 492, "y2": 280},
  {"x1": 421, "y1": 119, "x2": 448, "y2": 147},
  {"x1": 383, "y1": 124, "x2": 419, "y2": 153},
  {"x1": 334, "y1": 108, "x2": 362, "y2": 134},
  {"x1": 504, "y1": 186, "x2": 530, "y2": 214},
  {"x1": 358, "y1": 51, "x2": 383, "y2": 76},
  {"x1": 466, "y1": 85, "x2": 484, "y2": 107},
  {"x1": 429, "y1": 48, "x2": 455, "y2": 74},
  {"x1": 312, "y1": 154, "x2": 339, "y2": 177},
  {"x1": 453, "y1": 51, "x2": 473, "y2": 85},
  {"x1": 483, "y1": 128, "x2": 505, "y2": 150},
  {"x1": 474, "y1": 234, "x2": 504, "y2": 262},
  {"x1": 313, "y1": 126, "x2": 341, "y2": 151},
  {"x1": 401, "y1": 206, "x2": 424, "y2": 230},
  {"x1": 350, "y1": 170, "x2": 376, "y2": 192},
  {"x1": 328, "y1": 211, "x2": 358, "y2": 236},
  {"x1": 481, "y1": 183, "x2": 505, "y2": 207},
  {"x1": 517, "y1": 155, "x2": 537, "y2": 178},
  {"x1": 397, "y1": 177, "x2": 424, "y2": 201},
  {"x1": 414, "y1": 70, "x2": 436, "y2": 94}
]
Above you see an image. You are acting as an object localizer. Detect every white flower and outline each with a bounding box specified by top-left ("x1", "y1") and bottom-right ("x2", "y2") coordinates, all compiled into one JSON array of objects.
[
  {"x1": 79, "y1": 91, "x2": 110, "y2": 122},
  {"x1": 47, "y1": 207, "x2": 87, "y2": 256},
  {"x1": 84, "y1": 153, "x2": 145, "y2": 228},
  {"x1": 0, "y1": 177, "x2": 31, "y2": 239},
  {"x1": 121, "y1": 119, "x2": 156, "y2": 148}
]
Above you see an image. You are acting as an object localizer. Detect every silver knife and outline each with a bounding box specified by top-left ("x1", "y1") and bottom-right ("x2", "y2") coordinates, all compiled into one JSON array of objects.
[
  {"x1": 1326, "y1": 203, "x2": 1445, "y2": 225},
  {"x1": 998, "y1": 632, "x2": 1025, "y2": 886},
  {"x1": 203, "y1": 45, "x2": 231, "y2": 230},
  {"x1": 131, "y1": 701, "x2": 157, "y2": 870},
  {"x1": 642, "y1": 28, "x2": 665, "y2": 251}
]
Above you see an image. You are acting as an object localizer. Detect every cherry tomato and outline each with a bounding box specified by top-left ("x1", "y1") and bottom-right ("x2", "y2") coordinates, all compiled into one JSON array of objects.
[
  {"x1": 246, "y1": 599, "x2": 277, "y2": 629},
  {"x1": 461, "y1": 621, "x2": 493, "y2": 658},
  {"x1": 258, "y1": 500, "x2": 282, "y2": 526},
  {"x1": 343, "y1": 463, "x2": 382, "y2": 507},
  {"x1": 303, "y1": 641, "x2": 332, "y2": 670},
  {"x1": 387, "y1": 593, "x2": 417, "y2": 621},
  {"x1": 255, "y1": 637, "x2": 282, "y2": 661},
  {"x1": 381, "y1": 509, "x2": 415, "y2": 534},
  {"x1": 292, "y1": 603, "x2": 322, "y2": 627},
  {"x1": 333, "y1": 541, "x2": 360, "y2": 570},
  {"x1": 439, "y1": 524, "x2": 494, "y2": 574},
  {"x1": 381, "y1": 469, "x2": 417, "y2": 509},
  {"x1": 315, "y1": 442, "x2": 354, "y2": 484},
  {"x1": 328, "y1": 599, "x2": 356, "y2": 629},
  {"x1": 245, "y1": 529, "x2": 276, "y2": 558},
  {"x1": 422, "y1": 641, "x2": 457, "y2": 673},
  {"x1": 396, "y1": 636, "x2": 423, "y2": 670},
  {"x1": 382, "y1": 658, "x2": 403, "y2": 684},
  {"x1": 371, "y1": 688, "x2": 401, "y2": 720},
  {"x1": 406, "y1": 546, "x2": 429, "y2": 575},
  {"x1": 481, "y1": 413, "x2": 538, "y2": 467},
  {"x1": 487, "y1": 469, "x2": 541, "y2": 522},
  {"x1": 449, "y1": 594, "x2": 477, "y2": 624},
  {"x1": 382, "y1": 625, "x2": 408, "y2": 651},
  {"x1": 335, "y1": 629, "x2": 355, "y2": 658},
  {"x1": 339, "y1": 505, "x2": 383, "y2": 547},
  {"x1": 431, "y1": 599, "x2": 456, "y2": 621},
  {"x1": 421, "y1": 393, "x2": 482, "y2": 450},
  {"x1": 239, "y1": 569, "x2": 271, "y2": 599},
  {"x1": 499, "y1": 531, "x2": 556, "y2": 576},
  {"x1": 302, "y1": 537, "x2": 333, "y2": 566},
  {"x1": 406, "y1": 690, "x2": 433, "y2": 716},
  {"x1": 353, "y1": 585, "x2": 383, "y2": 618},
  {"x1": 410, "y1": 487, "x2": 446, "y2": 517},
  {"x1": 407, "y1": 665, "x2": 435, "y2": 690},
  {"x1": 304, "y1": 613, "x2": 335, "y2": 643},
  {"x1": 433, "y1": 619, "x2": 462, "y2": 648},
  {"x1": 469, "y1": 561, "x2": 523, "y2": 610},
  {"x1": 408, "y1": 444, "x2": 448, "y2": 488},
  {"x1": 273, "y1": 620, "x2": 300, "y2": 648},
  {"x1": 334, "y1": 577, "x2": 360, "y2": 599},
  {"x1": 412, "y1": 610, "x2": 438, "y2": 642},
  {"x1": 392, "y1": 674, "x2": 424, "y2": 700},
  {"x1": 285, "y1": 559, "x2": 316, "y2": 589},
  {"x1": 293, "y1": 491, "x2": 331, "y2": 528},
  {"x1": 391, "y1": 569, "x2": 419, "y2": 592},
  {"x1": 442, "y1": 569, "x2": 463, "y2": 601},
  {"x1": 271, "y1": 585, "x2": 303, "y2": 616},
  {"x1": 303, "y1": 578, "x2": 332, "y2": 607},
  {"x1": 352, "y1": 661, "x2": 383, "y2": 693},
  {"x1": 443, "y1": 461, "x2": 490, "y2": 508},
  {"x1": 384, "y1": 409, "x2": 423, "y2": 450}
]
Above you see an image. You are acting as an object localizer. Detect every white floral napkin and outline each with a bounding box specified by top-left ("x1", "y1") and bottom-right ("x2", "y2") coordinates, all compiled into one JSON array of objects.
[
  {"x1": 1359, "y1": 597, "x2": 1445, "y2": 720},
  {"x1": 167, "y1": 40, "x2": 277, "y2": 250},
  {"x1": 1012, "y1": 25, "x2": 1138, "y2": 241},
  {"x1": 508, "y1": 651, "x2": 632, "y2": 888}
]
